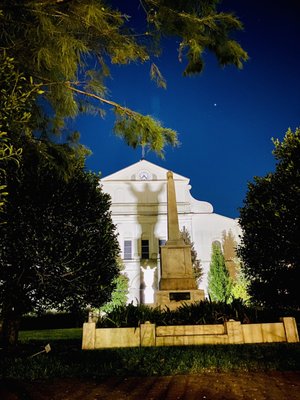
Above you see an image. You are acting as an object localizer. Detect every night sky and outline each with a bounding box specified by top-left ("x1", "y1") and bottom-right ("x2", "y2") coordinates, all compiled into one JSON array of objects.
[{"x1": 73, "y1": 0, "x2": 300, "y2": 218}]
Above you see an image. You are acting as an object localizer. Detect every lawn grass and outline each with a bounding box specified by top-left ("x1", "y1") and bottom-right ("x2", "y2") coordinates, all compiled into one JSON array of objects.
[
  {"x1": 0, "y1": 329, "x2": 299, "y2": 381},
  {"x1": 19, "y1": 328, "x2": 83, "y2": 341}
]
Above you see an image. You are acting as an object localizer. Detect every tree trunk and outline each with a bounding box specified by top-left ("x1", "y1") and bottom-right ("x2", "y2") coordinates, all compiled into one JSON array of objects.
[{"x1": 1, "y1": 316, "x2": 21, "y2": 347}]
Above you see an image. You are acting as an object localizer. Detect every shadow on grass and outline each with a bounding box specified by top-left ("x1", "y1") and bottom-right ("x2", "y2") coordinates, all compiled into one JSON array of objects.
[{"x1": 1, "y1": 340, "x2": 300, "y2": 381}]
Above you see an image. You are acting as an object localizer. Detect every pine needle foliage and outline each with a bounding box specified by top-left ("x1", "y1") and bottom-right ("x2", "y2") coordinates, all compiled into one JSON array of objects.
[
  {"x1": 145, "y1": 0, "x2": 248, "y2": 75},
  {"x1": 0, "y1": 0, "x2": 248, "y2": 154},
  {"x1": 114, "y1": 109, "x2": 178, "y2": 158}
]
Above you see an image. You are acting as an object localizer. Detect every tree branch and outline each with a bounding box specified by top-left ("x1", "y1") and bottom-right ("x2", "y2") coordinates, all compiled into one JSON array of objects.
[{"x1": 65, "y1": 83, "x2": 138, "y2": 118}]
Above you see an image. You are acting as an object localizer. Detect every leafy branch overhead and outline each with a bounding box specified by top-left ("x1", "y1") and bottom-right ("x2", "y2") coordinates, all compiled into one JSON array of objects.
[
  {"x1": 0, "y1": 0, "x2": 248, "y2": 154},
  {"x1": 146, "y1": 0, "x2": 248, "y2": 74},
  {"x1": 66, "y1": 83, "x2": 178, "y2": 157}
]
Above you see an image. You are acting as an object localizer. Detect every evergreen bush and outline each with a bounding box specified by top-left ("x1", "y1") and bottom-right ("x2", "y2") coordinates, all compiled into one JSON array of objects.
[
  {"x1": 208, "y1": 242, "x2": 232, "y2": 302},
  {"x1": 96, "y1": 300, "x2": 299, "y2": 328},
  {"x1": 20, "y1": 312, "x2": 86, "y2": 331}
]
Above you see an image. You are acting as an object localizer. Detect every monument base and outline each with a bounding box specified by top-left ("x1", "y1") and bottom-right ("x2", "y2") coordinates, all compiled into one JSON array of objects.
[
  {"x1": 159, "y1": 277, "x2": 197, "y2": 290},
  {"x1": 155, "y1": 289, "x2": 205, "y2": 310},
  {"x1": 160, "y1": 243, "x2": 196, "y2": 290}
]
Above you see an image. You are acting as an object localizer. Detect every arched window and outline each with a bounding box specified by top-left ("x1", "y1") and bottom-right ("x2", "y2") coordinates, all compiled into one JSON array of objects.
[{"x1": 212, "y1": 240, "x2": 222, "y2": 250}]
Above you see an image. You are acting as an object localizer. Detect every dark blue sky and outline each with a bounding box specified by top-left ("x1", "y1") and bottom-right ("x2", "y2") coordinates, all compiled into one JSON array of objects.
[{"x1": 73, "y1": 0, "x2": 300, "y2": 218}]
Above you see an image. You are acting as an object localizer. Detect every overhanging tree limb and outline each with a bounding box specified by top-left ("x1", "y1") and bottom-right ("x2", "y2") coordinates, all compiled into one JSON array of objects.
[
  {"x1": 66, "y1": 83, "x2": 137, "y2": 117},
  {"x1": 0, "y1": 0, "x2": 248, "y2": 155},
  {"x1": 66, "y1": 82, "x2": 179, "y2": 157}
]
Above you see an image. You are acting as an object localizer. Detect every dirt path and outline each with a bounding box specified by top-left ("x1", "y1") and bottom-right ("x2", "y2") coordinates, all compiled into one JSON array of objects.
[{"x1": 1, "y1": 372, "x2": 300, "y2": 400}]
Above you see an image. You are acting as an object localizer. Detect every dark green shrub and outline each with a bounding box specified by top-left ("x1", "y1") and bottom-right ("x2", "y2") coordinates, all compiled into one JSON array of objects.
[
  {"x1": 97, "y1": 300, "x2": 299, "y2": 328},
  {"x1": 97, "y1": 303, "x2": 165, "y2": 328},
  {"x1": 20, "y1": 312, "x2": 86, "y2": 330}
]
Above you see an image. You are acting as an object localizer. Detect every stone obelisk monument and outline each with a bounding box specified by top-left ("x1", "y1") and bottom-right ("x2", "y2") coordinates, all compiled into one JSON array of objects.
[{"x1": 155, "y1": 171, "x2": 204, "y2": 309}]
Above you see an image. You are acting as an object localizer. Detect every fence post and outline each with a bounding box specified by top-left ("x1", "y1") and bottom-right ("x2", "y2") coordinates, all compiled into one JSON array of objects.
[
  {"x1": 140, "y1": 321, "x2": 156, "y2": 347},
  {"x1": 282, "y1": 317, "x2": 299, "y2": 343},
  {"x1": 82, "y1": 322, "x2": 96, "y2": 349},
  {"x1": 225, "y1": 320, "x2": 244, "y2": 344}
]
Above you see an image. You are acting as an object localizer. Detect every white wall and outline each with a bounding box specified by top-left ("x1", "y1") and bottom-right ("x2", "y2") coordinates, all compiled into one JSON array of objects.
[{"x1": 101, "y1": 160, "x2": 241, "y2": 303}]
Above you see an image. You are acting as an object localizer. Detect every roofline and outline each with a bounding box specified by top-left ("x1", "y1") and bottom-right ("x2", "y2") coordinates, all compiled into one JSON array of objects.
[{"x1": 101, "y1": 159, "x2": 189, "y2": 181}]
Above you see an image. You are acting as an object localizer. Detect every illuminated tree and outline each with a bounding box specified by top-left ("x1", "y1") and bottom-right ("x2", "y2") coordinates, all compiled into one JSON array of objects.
[
  {"x1": 231, "y1": 261, "x2": 250, "y2": 304},
  {"x1": 100, "y1": 259, "x2": 129, "y2": 314},
  {"x1": 222, "y1": 230, "x2": 239, "y2": 279},
  {"x1": 208, "y1": 242, "x2": 232, "y2": 303},
  {"x1": 181, "y1": 227, "x2": 203, "y2": 285}
]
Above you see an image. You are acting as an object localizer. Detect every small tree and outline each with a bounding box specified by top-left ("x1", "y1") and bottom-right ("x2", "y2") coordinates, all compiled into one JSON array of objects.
[
  {"x1": 222, "y1": 230, "x2": 240, "y2": 279},
  {"x1": 181, "y1": 227, "x2": 203, "y2": 285},
  {"x1": 222, "y1": 230, "x2": 250, "y2": 303},
  {"x1": 231, "y1": 260, "x2": 251, "y2": 304},
  {"x1": 99, "y1": 259, "x2": 129, "y2": 314},
  {"x1": 208, "y1": 242, "x2": 232, "y2": 303}
]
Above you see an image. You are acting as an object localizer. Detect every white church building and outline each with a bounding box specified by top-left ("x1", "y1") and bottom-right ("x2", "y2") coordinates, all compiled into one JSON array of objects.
[{"x1": 101, "y1": 160, "x2": 241, "y2": 304}]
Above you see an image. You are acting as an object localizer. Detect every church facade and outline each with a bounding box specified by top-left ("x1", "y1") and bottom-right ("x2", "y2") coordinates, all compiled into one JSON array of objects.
[{"x1": 101, "y1": 160, "x2": 241, "y2": 304}]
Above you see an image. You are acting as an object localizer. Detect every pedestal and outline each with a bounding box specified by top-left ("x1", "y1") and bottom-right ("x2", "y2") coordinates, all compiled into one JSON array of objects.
[{"x1": 159, "y1": 242, "x2": 196, "y2": 290}]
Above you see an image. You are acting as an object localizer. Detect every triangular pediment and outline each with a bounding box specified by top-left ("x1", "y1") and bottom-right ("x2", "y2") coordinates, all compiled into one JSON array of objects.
[{"x1": 101, "y1": 160, "x2": 189, "y2": 182}]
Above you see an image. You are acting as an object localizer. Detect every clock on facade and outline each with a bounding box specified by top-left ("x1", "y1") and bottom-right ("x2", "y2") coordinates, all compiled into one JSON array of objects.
[{"x1": 138, "y1": 170, "x2": 152, "y2": 180}]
